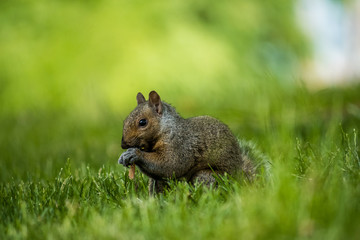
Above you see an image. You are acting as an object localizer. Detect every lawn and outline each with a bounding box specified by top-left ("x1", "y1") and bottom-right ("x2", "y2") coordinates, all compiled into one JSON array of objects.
[
  {"x1": 1, "y1": 1, "x2": 360, "y2": 239},
  {"x1": 1, "y1": 82, "x2": 359, "y2": 239}
]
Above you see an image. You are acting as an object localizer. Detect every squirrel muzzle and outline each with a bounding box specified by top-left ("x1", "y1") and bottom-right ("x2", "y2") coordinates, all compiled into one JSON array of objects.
[{"x1": 121, "y1": 136, "x2": 131, "y2": 149}]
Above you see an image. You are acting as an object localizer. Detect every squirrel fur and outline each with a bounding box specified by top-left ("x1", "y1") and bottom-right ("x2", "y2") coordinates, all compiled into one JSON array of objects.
[{"x1": 118, "y1": 91, "x2": 257, "y2": 195}]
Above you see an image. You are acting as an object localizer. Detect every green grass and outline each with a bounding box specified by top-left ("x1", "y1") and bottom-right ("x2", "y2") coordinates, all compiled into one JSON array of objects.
[
  {"x1": 1, "y1": 83, "x2": 360, "y2": 239},
  {"x1": 1, "y1": 1, "x2": 360, "y2": 239}
]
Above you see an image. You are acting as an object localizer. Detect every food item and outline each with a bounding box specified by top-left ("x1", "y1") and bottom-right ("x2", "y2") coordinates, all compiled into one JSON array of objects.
[{"x1": 129, "y1": 164, "x2": 136, "y2": 179}]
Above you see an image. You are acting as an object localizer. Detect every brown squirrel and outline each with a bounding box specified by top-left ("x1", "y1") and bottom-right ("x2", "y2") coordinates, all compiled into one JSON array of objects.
[{"x1": 118, "y1": 91, "x2": 257, "y2": 195}]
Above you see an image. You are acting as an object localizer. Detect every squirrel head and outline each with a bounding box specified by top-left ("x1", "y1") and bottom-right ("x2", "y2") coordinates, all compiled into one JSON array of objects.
[{"x1": 121, "y1": 91, "x2": 163, "y2": 151}]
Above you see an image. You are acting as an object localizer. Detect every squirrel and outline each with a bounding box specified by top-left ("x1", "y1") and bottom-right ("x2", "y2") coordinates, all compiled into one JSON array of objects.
[{"x1": 118, "y1": 90, "x2": 258, "y2": 195}]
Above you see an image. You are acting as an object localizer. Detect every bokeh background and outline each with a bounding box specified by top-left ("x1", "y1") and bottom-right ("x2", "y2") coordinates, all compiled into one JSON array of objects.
[{"x1": 1, "y1": 0, "x2": 359, "y2": 181}]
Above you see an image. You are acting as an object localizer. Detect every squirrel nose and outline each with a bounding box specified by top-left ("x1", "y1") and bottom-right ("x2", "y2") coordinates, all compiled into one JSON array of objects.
[{"x1": 121, "y1": 136, "x2": 130, "y2": 149}]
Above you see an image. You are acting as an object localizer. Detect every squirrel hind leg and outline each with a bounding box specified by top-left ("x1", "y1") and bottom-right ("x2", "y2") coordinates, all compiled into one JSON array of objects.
[{"x1": 189, "y1": 169, "x2": 219, "y2": 187}]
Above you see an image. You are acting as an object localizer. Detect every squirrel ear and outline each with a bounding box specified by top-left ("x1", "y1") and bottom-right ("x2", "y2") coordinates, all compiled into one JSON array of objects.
[
  {"x1": 148, "y1": 91, "x2": 162, "y2": 115},
  {"x1": 136, "y1": 92, "x2": 146, "y2": 105}
]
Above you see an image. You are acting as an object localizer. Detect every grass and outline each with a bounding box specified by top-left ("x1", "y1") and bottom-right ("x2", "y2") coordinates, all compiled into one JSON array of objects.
[
  {"x1": 1, "y1": 83, "x2": 360, "y2": 239},
  {"x1": 1, "y1": 1, "x2": 360, "y2": 239}
]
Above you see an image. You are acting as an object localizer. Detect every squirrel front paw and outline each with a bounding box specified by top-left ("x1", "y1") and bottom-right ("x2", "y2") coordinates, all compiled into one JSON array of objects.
[{"x1": 118, "y1": 148, "x2": 140, "y2": 167}]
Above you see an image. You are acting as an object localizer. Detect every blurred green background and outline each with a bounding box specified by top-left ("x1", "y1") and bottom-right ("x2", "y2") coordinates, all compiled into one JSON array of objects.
[{"x1": 0, "y1": 0, "x2": 359, "y2": 182}]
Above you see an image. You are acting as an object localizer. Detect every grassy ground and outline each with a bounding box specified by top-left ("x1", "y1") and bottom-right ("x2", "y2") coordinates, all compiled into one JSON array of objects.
[
  {"x1": 1, "y1": 82, "x2": 360, "y2": 239},
  {"x1": 1, "y1": 1, "x2": 360, "y2": 239}
]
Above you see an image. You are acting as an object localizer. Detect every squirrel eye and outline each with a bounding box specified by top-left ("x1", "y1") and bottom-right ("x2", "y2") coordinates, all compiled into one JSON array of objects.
[{"x1": 139, "y1": 119, "x2": 147, "y2": 127}]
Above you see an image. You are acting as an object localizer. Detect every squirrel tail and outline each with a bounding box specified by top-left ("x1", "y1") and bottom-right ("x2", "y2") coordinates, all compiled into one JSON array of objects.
[{"x1": 238, "y1": 139, "x2": 273, "y2": 183}]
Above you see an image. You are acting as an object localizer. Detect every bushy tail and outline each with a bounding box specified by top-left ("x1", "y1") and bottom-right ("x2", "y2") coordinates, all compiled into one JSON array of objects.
[{"x1": 238, "y1": 139, "x2": 272, "y2": 181}]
